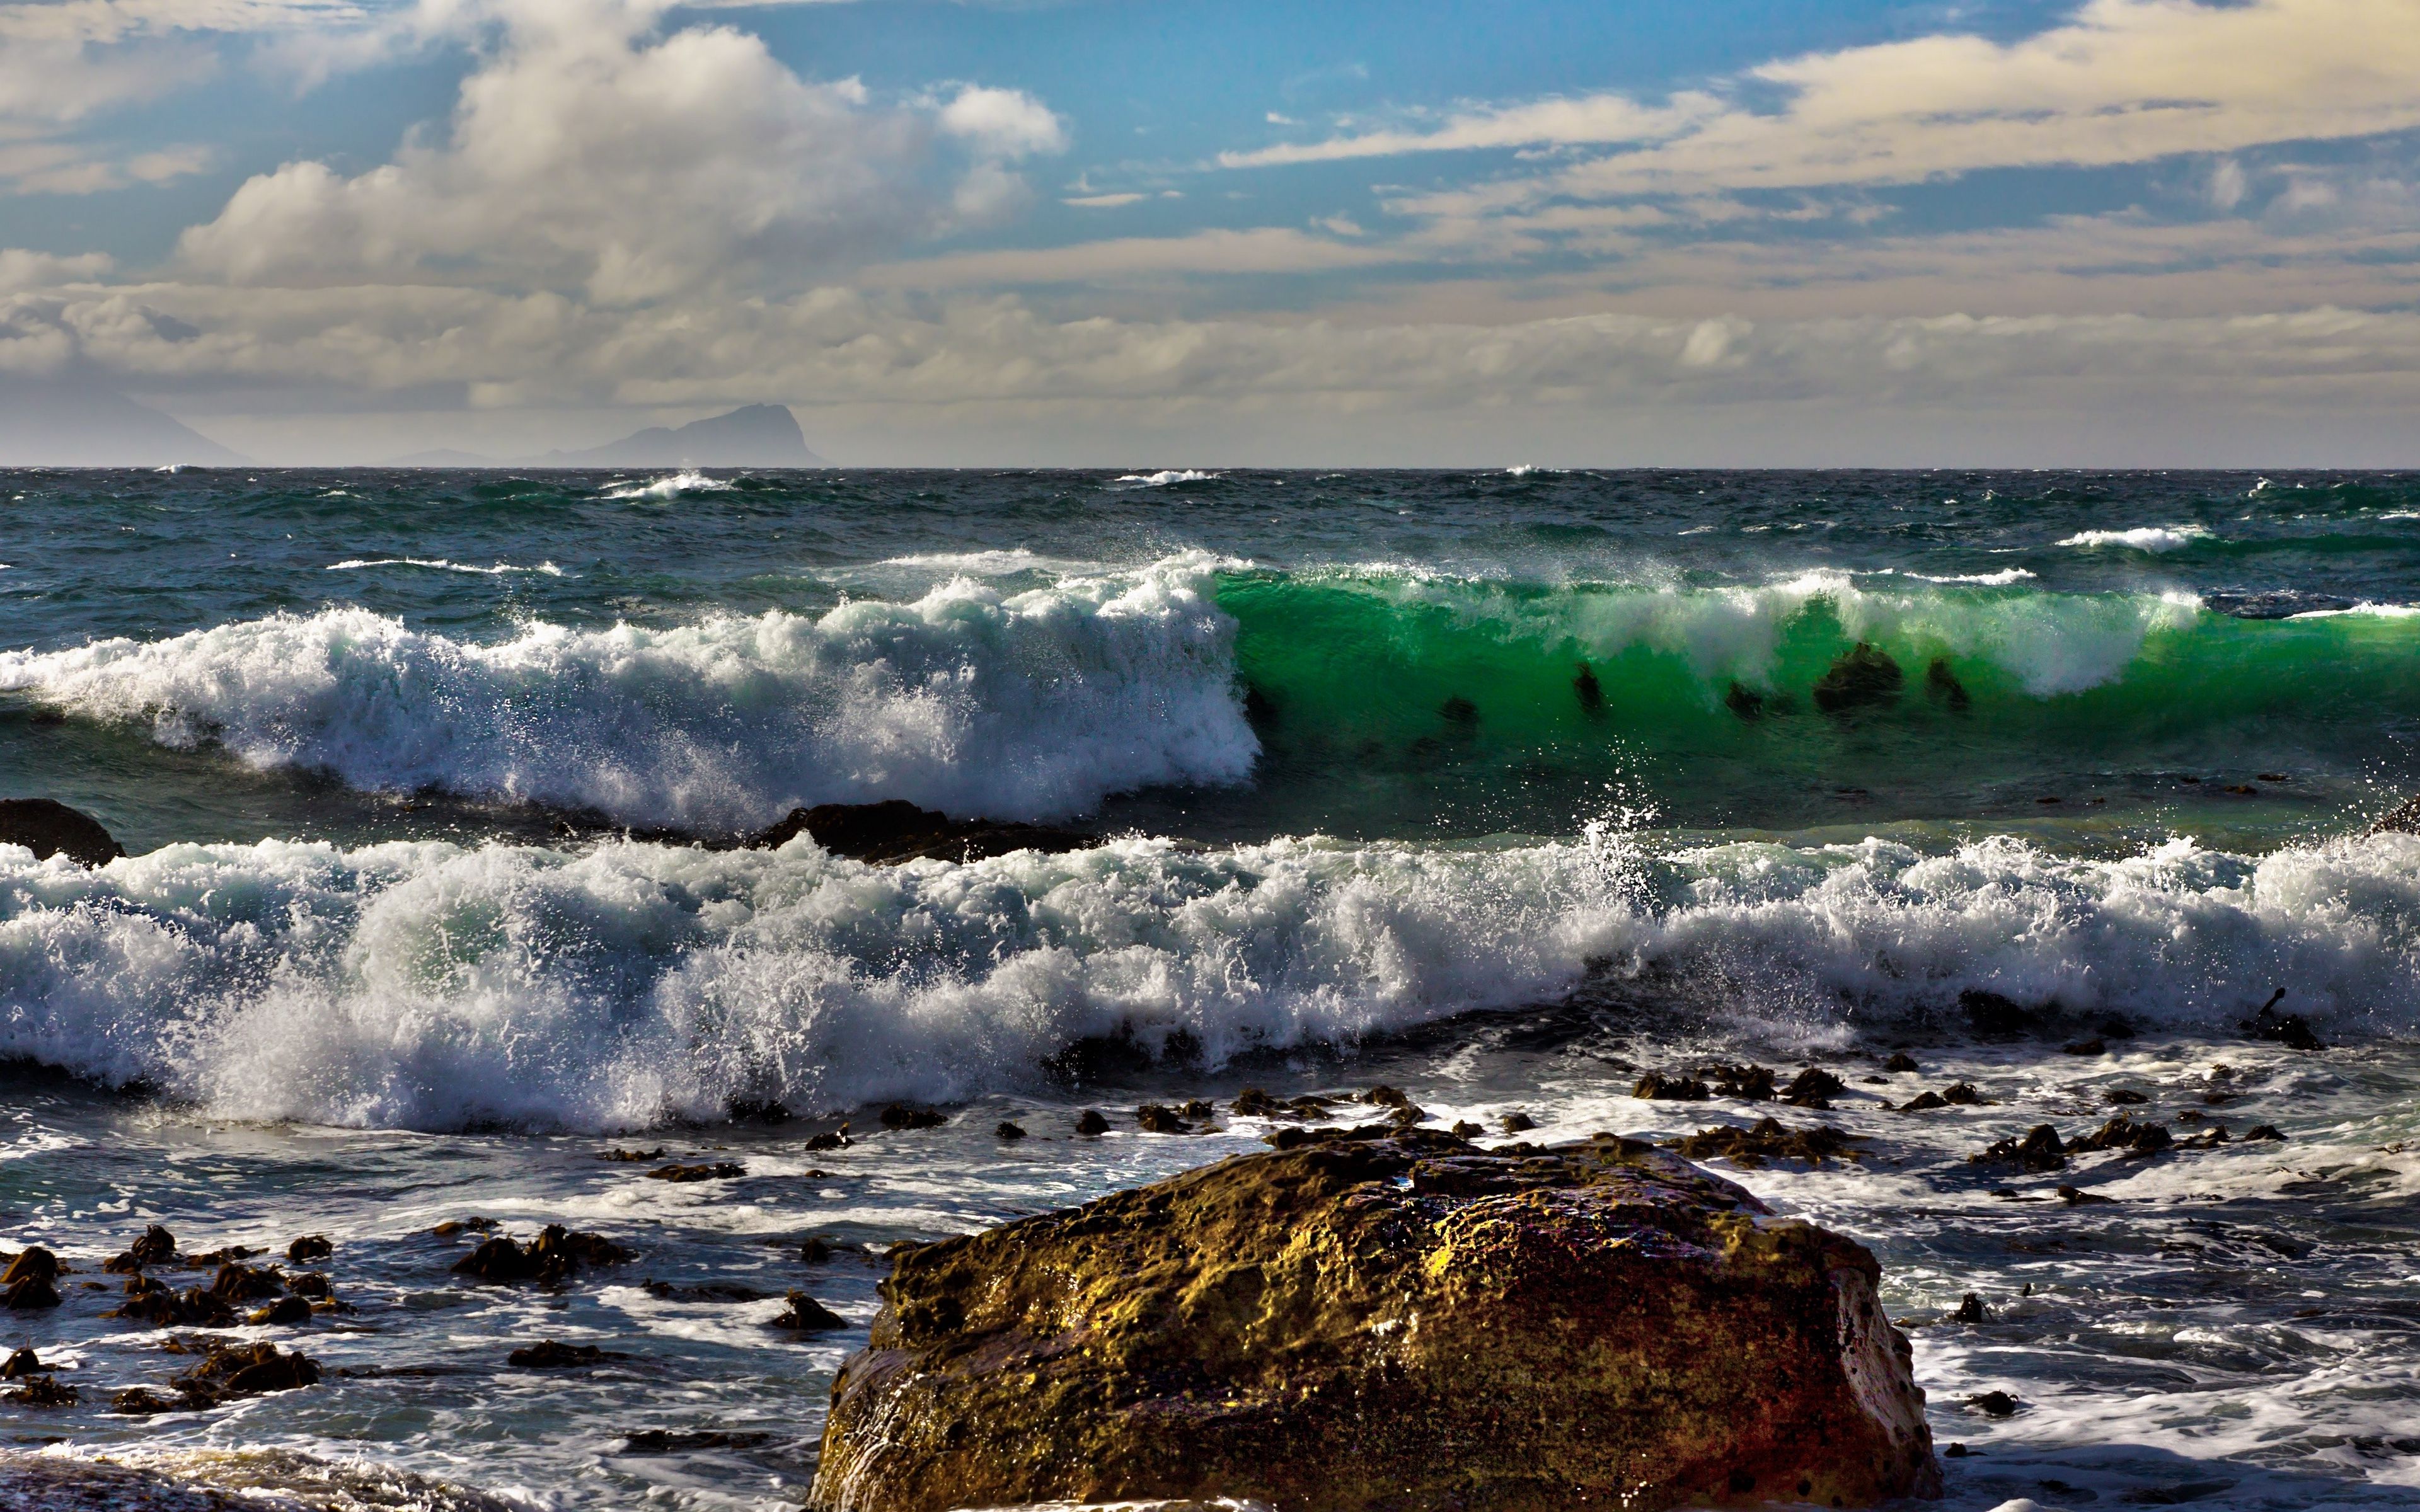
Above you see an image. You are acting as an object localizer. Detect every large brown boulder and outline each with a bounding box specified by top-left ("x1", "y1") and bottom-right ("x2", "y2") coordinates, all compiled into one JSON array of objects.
[{"x1": 812, "y1": 1128, "x2": 1940, "y2": 1511}]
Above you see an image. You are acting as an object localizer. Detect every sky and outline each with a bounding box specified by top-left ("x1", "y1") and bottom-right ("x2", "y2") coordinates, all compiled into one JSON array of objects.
[{"x1": 2, "y1": 0, "x2": 2418, "y2": 464}]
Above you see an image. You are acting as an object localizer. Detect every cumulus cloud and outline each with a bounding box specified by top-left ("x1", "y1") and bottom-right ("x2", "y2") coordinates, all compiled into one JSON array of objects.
[
  {"x1": 863, "y1": 227, "x2": 1398, "y2": 287},
  {"x1": 174, "y1": 0, "x2": 1064, "y2": 302},
  {"x1": 1229, "y1": 0, "x2": 2420, "y2": 195}
]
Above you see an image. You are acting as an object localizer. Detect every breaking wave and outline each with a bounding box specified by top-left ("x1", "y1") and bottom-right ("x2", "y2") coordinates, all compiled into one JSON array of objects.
[{"x1": 1, "y1": 827, "x2": 2414, "y2": 1131}]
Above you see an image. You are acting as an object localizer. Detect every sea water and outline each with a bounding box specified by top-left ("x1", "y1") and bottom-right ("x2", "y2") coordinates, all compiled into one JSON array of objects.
[{"x1": 1, "y1": 467, "x2": 2417, "y2": 1508}]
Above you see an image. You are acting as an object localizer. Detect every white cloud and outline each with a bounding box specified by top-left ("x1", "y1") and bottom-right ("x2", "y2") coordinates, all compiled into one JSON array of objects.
[
  {"x1": 1228, "y1": 0, "x2": 2420, "y2": 195},
  {"x1": 860, "y1": 227, "x2": 1399, "y2": 287},
  {"x1": 174, "y1": 0, "x2": 1064, "y2": 302}
]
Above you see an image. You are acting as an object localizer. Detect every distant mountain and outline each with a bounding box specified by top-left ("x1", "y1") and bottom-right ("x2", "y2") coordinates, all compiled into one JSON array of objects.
[
  {"x1": 543, "y1": 405, "x2": 827, "y2": 467},
  {"x1": 0, "y1": 371, "x2": 245, "y2": 466}
]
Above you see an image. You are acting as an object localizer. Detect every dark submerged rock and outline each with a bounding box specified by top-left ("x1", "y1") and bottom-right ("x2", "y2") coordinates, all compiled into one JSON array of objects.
[
  {"x1": 1812, "y1": 643, "x2": 1904, "y2": 713},
  {"x1": 602, "y1": 1147, "x2": 667, "y2": 1162},
  {"x1": 1134, "y1": 1104, "x2": 1194, "y2": 1135},
  {"x1": 451, "y1": 1224, "x2": 632, "y2": 1284},
  {"x1": 812, "y1": 1130, "x2": 1940, "y2": 1511},
  {"x1": 1967, "y1": 1390, "x2": 2020, "y2": 1418},
  {"x1": 1498, "y1": 1110, "x2": 1536, "y2": 1133},
  {"x1": 648, "y1": 1162, "x2": 747, "y2": 1182},
  {"x1": 1073, "y1": 1109, "x2": 1110, "y2": 1137},
  {"x1": 1925, "y1": 658, "x2": 1971, "y2": 712},
  {"x1": 1724, "y1": 681, "x2": 1765, "y2": 719},
  {"x1": 2071, "y1": 1115, "x2": 2172, "y2": 1157},
  {"x1": 993, "y1": 1121, "x2": 1026, "y2": 1141},
  {"x1": 2242, "y1": 991, "x2": 2324, "y2": 1051},
  {"x1": 1951, "y1": 1293, "x2": 1991, "y2": 1325},
  {"x1": 0, "y1": 1349, "x2": 41, "y2": 1380},
  {"x1": 3, "y1": 1374, "x2": 75, "y2": 1406},
  {"x1": 169, "y1": 1341, "x2": 321, "y2": 1404},
  {"x1": 1573, "y1": 663, "x2": 1605, "y2": 714},
  {"x1": 1973, "y1": 1125, "x2": 2066, "y2": 1173},
  {"x1": 749, "y1": 799, "x2": 1094, "y2": 866},
  {"x1": 0, "y1": 798, "x2": 125, "y2": 866},
  {"x1": 771, "y1": 1292, "x2": 848, "y2": 1332},
  {"x1": 2105, "y1": 1087, "x2": 2149, "y2": 1106},
  {"x1": 507, "y1": 1341, "x2": 613, "y2": 1369},
  {"x1": 1783, "y1": 1067, "x2": 1845, "y2": 1108},
  {"x1": 247, "y1": 1295, "x2": 313, "y2": 1326},
  {"x1": 1882, "y1": 1052, "x2": 1920, "y2": 1074},
  {"x1": 285, "y1": 1234, "x2": 333, "y2": 1264},
  {"x1": 880, "y1": 1105, "x2": 947, "y2": 1131}
]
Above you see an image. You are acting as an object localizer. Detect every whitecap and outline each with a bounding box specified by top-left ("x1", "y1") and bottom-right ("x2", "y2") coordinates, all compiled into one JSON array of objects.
[
  {"x1": 2056, "y1": 525, "x2": 2213, "y2": 552},
  {"x1": 601, "y1": 472, "x2": 732, "y2": 501},
  {"x1": 1109, "y1": 469, "x2": 1219, "y2": 488},
  {"x1": 326, "y1": 558, "x2": 564, "y2": 576}
]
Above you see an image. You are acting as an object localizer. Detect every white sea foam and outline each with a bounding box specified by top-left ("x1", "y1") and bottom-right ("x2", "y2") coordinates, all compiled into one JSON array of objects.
[
  {"x1": 326, "y1": 558, "x2": 564, "y2": 576},
  {"x1": 601, "y1": 472, "x2": 731, "y2": 501},
  {"x1": 1110, "y1": 469, "x2": 1218, "y2": 488},
  {"x1": 3, "y1": 827, "x2": 2416, "y2": 1132},
  {"x1": 1872, "y1": 567, "x2": 2037, "y2": 587},
  {"x1": 2055, "y1": 525, "x2": 2213, "y2": 553},
  {"x1": 0, "y1": 554, "x2": 1253, "y2": 828}
]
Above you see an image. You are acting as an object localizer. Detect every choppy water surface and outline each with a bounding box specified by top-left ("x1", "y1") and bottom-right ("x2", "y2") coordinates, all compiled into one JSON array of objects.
[{"x1": 3, "y1": 467, "x2": 2419, "y2": 1508}]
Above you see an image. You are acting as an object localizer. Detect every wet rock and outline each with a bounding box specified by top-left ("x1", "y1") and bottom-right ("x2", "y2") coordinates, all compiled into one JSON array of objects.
[
  {"x1": 2063, "y1": 1038, "x2": 2106, "y2": 1056},
  {"x1": 1959, "y1": 990, "x2": 2039, "y2": 1038},
  {"x1": 1951, "y1": 1294, "x2": 1990, "y2": 1325},
  {"x1": 1178, "y1": 1099, "x2": 1214, "y2": 1120},
  {"x1": 170, "y1": 1341, "x2": 321, "y2": 1404},
  {"x1": 620, "y1": 1429, "x2": 778, "y2": 1453},
  {"x1": 1438, "y1": 696, "x2": 1480, "y2": 730},
  {"x1": 1925, "y1": 658, "x2": 1971, "y2": 713},
  {"x1": 1135, "y1": 1104, "x2": 1194, "y2": 1135},
  {"x1": 2071, "y1": 1115, "x2": 2173, "y2": 1157},
  {"x1": 2243, "y1": 1124, "x2": 2288, "y2": 1142},
  {"x1": 1973, "y1": 1125, "x2": 2066, "y2": 1173},
  {"x1": 1230, "y1": 1088, "x2": 1335, "y2": 1121},
  {"x1": 1666, "y1": 1118, "x2": 1868, "y2": 1167},
  {"x1": 1941, "y1": 1082, "x2": 1986, "y2": 1105},
  {"x1": 1074, "y1": 1110, "x2": 1110, "y2": 1137},
  {"x1": 111, "y1": 1387, "x2": 180, "y2": 1415},
  {"x1": 211, "y1": 1263, "x2": 286, "y2": 1302},
  {"x1": 1967, "y1": 1390, "x2": 2020, "y2": 1418},
  {"x1": 431, "y1": 1218, "x2": 496, "y2": 1237},
  {"x1": 285, "y1": 1235, "x2": 333, "y2": 1264},
  {"x1": 2363, "y1": 791, "x2": 2420, "y2": 837},
  {"x1": 1450, "y1": 1120, "x2": 1485, "y2": 1138},
  {"x1": 507, "y1": 1340, "x2": 614, "y2": 1369},
  {"x1": 602, "y1": 1147, "x2": 667, "y2": 1162},
  {"x1": 648, "y1": 1162, "x2": 747, "y2": 1182},
  {"x1": 247, "y1": 1295, "x2": 313, "y2": 1327},
  {"x1": 0, "y1": 798, "x2": 125, "y2": 866},
  {"x1": 287, "y1": 1272, "x2": 332, "y2": 1299},
  {"x1": 0, "y1": 1349, "x2": 40, "y2": 1380},
  {"x1": 451, "y1": 1224, "x2": 633, "y2": 1284},
  {"x1": 643, "y1": 1280, "x2": 771, "y2": 1303},
  {"x1": 1, "y1": 1276, "x2": 59, "y2": 1310},
  {"x1": 806, "y1": 1127, "x2": 853, "y2": 1152},
  {"x1": 103, "y1": 1225, "x2": 179, "y2": 1274},
  {"x1": 1783, "y1": 1067, "x2": 1845, "y2": 1108},
  {"x1": 1725, "y1": 681, "x2": 1765, "y2": 719},
  {"x1": 2105, "y1": 1088, "x2": 2149, "y2": 1106},
  {"x1": 2058, "y1": 1186, "x2": 2116, "y2": 1206},
  {"x1": 881, "y1": 1106, "x2": 948, "y2": 1131},
  {"x1": 3, "y1": 1375, "x2": 75, "y2": 1407},
  {"x1": 1, "y1": 1248, "x2": 58, "y2": 1287},
  {"x1": 1882, "y1": 1053, "x2": 1920, "y2": 1074},
  {"x1": 178, "y1": 1246, "x2": 259, "y2": 1269},
  {"x1": 1498, "y1": 1111, "x2": 1536, "y2": 1133},
  {"x1": 994, "y1": 1121, "x2": 1027, "y2": 1140},
  {"x1": 2242, "y1": 992, "x2": 2324, "y2": 1051},
  {"x1": 770, "y1": 1292, "x2": 848, "y2": 1332},
  {"x1": 1812, "y1": 643, "x2": 1904, "y2": 713},
  {"x1": 1896, "y1": 1091, "x2": 1948, "y2": 1111},
  {"x1": 112, "y1": 1285, "x2": 236, "y2": 1328},
  {"x1": 800, "y1": 1238, "x2": 834, "y2": 1264},
  {"x1": 1632, "y1": 1071, "x2": 1711, "y2": 1101},
  {"x1": 749, "y1": 799, "x2": 1094, "y2": 866},
  {"x1": 1702, "y1": 1063, "x2": 1775, "y2": 1101},
  {"x1": 813, "y1": 1130, "x2": 1940, "y2": 1511}
]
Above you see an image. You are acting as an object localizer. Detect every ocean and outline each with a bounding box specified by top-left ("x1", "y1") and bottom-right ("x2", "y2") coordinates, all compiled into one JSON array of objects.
[{"x1": 2, "y1": 465, "x2": 2417, "y2": 1508}]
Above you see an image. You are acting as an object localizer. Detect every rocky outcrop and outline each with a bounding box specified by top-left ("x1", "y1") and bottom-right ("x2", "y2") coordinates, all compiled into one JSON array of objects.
[
  {"x1": 0, "y1": 798, "x2": 125, "y2": 866},
  {"x1": 811, "y1": 1128, "x2": 1939, "y2": 1511},
  {"x1": 750, "y1": 800, "x2": 1095, "y2": 865},
  {"x1": 1811, "y1": 644, "x2": 1904, "y2": 713}
]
